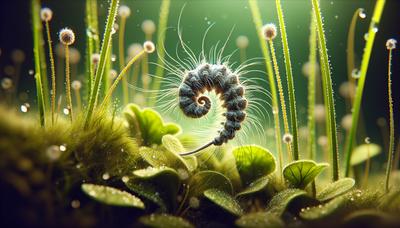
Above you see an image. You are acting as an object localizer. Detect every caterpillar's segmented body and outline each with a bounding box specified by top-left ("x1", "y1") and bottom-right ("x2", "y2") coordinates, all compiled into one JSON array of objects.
[{"x1": 179, "y1": 63, "x2": 247, "y2": 155}]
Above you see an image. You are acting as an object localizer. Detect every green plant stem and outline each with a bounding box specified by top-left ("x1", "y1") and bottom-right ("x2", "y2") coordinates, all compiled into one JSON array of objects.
[
  {"x1": 347, "y1": 9, "x2": 363, "y2": 87},
  {"x1": 275, "y1": 0, "x2": 299, "y2": 160},
  {"x1": 74, "y1": 89, "x2": 82, "y2": 113},
  {"x1": 385, "y1": 48, "x2": 394, "y2": 193},
  {"x1": 85, "y1": 0, "x2": 119, "y2": 128},
  {"x1": 31, "y1": 0, "x2": 46, "y2": 127},
  {"x1": 44, "y1": 21, "x2": 56, "y2": 125},
  {"x1": 311, "y1": 0, "x2": 339, "y2": 181},
  {"x1": 307, "y1": 13, "x2": 317, "y2": 160},
  {"x1": 85, "y1": 0, "x2": 95, "y2": 100},
  {"x1": 344, "y1": 0, "x2": 386, "y2": 177},
  {"x1": 268, "y1": 40, "x2": 292, "y2": 159},
  {"x1": 119, "y1": 16, "x2": 129, "y2": 105},
  {"x1": 248, "y1": 0, "x2": 283, "y2": 181},
  {"x1": 65, "y1": 45, "x2": 73, "y2": 122},
  {"x1": 100, "y1": 50, "x2": 145, "y2": 109},
  {"x1": 149, "y1": 0, "x2": 171, "y2": 105}
]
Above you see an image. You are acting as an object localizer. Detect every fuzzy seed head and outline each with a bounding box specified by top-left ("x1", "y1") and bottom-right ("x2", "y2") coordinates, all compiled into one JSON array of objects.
[
  {"x1": 141, "y1": 20, "x2": 156, "y2": 35},
  {"x1": 314, "y1": 104, "x2": 326, "y2": 123},
  {"x1": 118, "y1": 5, "x2": 131, "y2": 18},
  {"x1": 143, "y1": 41, "x2": 155, "y2": 53},
  {"x1": 91, "y1": 53, "x2": 100, "y2": 65},
  {"x1": 339, "y1": 81, "x2": 356, "y2": 99},
  {"x1": 302, "y1": 61, "x2": 319, "y2": 77},
  {"x1": 69, "y1": 48, "x2": 81, "y2": 64},
  {"x1": 318, "y1": 136, "x2": 328, "y2": 147},
  {"x1": 236, "y1": 35, "x2": 249, "y2": 49},
  {"x1": 11, "y1": 49, "x2": 25, "y2": 63},
  {"x1": 262, "y1": 23, "x2": 277, "y2": 41},
  {"x1": 59, "y1": 28, "x2": 75, "y2": 46},
  {"x1": 109, "y1": 69, "x2": 118, "y2": 80},
  {"x1": 1, "y1": 77, "x2": 13, "y2": 90},
  {"x1": 128, "y1": 43, "x2": 143, "y2": 57},
  {"x1": 341, "y1": 114, "x2": 353, "y2": 131},
  {"x1": 386, "y1": 38, "x2": 397, "y2": 50},
  {"x1": 71, "y1": 80, "x2": 82, "y2": 90},
  {"x1": 189, "y1": 197, "x2": 200, "y2": 209},
  {"x1": 40, "y1": 7, "x2": 53, "y2": 22},
  {"x1": 282, "y1": 133, "x2": 293, "y2": 144}
]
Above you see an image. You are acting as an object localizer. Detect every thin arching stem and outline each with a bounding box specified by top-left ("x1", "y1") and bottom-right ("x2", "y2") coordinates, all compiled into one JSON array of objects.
[
  {"x1": 385, "y1": 48, "x2": 394, "y2": 193},
  {"x1": 100, "y1": 50, "x2": 146, "y2": 109},
  {"x1": 44, "y1": 21, "x2": 56, "y2": 125},
  {"x1": 119, "y1": 16, "x2": 129, "y2": 105},
  {"x1": 65, "y1": 45, "x2": 73, "y2": 122}
]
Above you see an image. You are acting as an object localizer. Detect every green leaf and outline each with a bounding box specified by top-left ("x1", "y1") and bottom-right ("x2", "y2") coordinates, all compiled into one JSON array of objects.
[
  {"x1": 378, "y1": 189, "x2": 400, "y2": 212},
  {"x1": 235, "y1": 212, "x2": 284, "y2": 228},
  {"x1": 317, "y1": 178, "x2": 355, "y2": 201},
  {"x1": 81, "y1": 184, "x2": 144, "y2": 208},
  {"x1": 162, "y1": 134, "x2": 197, "y2": 171},
  {"x1": 300, "y1": 194, "x2": 348, "y2": 220},
  {"x1": 350, "y1": 143, "x2": 381, "y2": 166},
  {"x1": 188, "y1": 171, "x2": 233, "y2": 197},
  {"x1": 283, "y1": 160, "x2": 328, "y2": 189},
  {"x1": 204, "y1": 189, "x2": 244, "y2": 216},
  {"x1": 233, "y1": 145, "x2": 276, "y2": 186},
  {"x1": 236, "y1": 176, "x2": 269, "y2": 198},
  {"x1": 266, "y1": 189, "x2": 307, "y2": 216},
  {"x1": 139, "y1": 214, "x2": 194, "y2": 228},
  {"x1": 124, "y1": 104, "x2": 180, "y2": 146},
  {"x1": 300, "y1": 189, "x2": 374, "y2": 220},
  {"x1": 133, "y1": 166, "x2": 180, "y2": 209},
  {"x1": 343, "y1": 209, "x2": 396, "y2": 226},
  {"x1": 125, "y1": 179, "x2": 167, "y2": 212},
  {"x1": 139, "y1": 146, "x2": 189, "y2": 171}
]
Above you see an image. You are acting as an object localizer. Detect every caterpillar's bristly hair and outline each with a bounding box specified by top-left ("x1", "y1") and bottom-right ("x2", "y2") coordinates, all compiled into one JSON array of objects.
[{"x1": 178, "y1": 63, "x2": 247, "y2": 155}]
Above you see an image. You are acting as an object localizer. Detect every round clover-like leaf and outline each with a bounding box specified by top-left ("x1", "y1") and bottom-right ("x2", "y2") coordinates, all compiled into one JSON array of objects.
[
  {"x1": 188, "y1": 171, "x2": 233, "y2": 197},
  {"x1": 133, "y1": 166, "x2": 180, "y2": 209},
  {"x1": 162, "y1": 134, "x2": 197, "y2": 171},
  {"x1": 123, "y1": 104, "x2": 180, "y2": 146},
  {"x1": 139, "y1": 146, "x2": 190, "y2": 171},
  {"x1": 350, "y1": 143, "x2": 381, "y2": 166},
  {"x1": 139, "y1": 214, "x2": 194, "y2": 228},
  {"x1": 236, "y1": 176, "x2": 269, "y2": 198},
  {"x1": 235, "y1": 212, "x2": 284, "y2": 228},
  {"x1": 204, "y1": 188, "x2": 244, "y2": 216},
  {"x1": 125, "y1": 179, "x2": 167, "y2": 212},
  {"x1": 81, "y1": 184, "x2": 144, "y2": 208},
  {"x1": 232, "y1": 145, "x2": 276, "y2": 186},
  {"x1": 283, "y1": 160, "x2": 328, "y2": 189},
  {"x1": 266, "y1": 188, "x2": 307, "y2": 216},
  {"x1": 317, "y1": 178, "x2": 355, "y2": 201}
]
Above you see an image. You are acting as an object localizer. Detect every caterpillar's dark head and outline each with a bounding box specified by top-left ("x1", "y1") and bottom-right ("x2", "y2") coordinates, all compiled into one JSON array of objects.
[{"x1": 178, "y1": 63, "x2": 247, "y2": 155}]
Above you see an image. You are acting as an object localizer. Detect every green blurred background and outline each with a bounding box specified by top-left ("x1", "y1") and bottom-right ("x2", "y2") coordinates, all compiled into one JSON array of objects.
[{"x1": 0, "y1": 0, "x2": 399, "y2": 154}]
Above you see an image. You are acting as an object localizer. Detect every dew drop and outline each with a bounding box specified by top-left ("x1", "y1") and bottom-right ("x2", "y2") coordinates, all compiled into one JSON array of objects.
[
  {"x1": 63, "y1": 107, "x2": 70, "y2": 115},
  {"x1": 359, "y1": 9, "x2": 366, "y2": 19},
  {"x1": 102, "y1": 172, "x2": 110, "y2": 180},
  {"x1": 111, "y1": 54, "x2": 116, "y2": 62},
  {"x1": 122, "y1": 176, "x2": 129, "y2": 183},
  {"x1": 20, "y1": 103, "x2": 30, "y2": 113},
  {"x1": 28, "y1": 69, "x2": 34, "y2": 75},
  {"x1": 364, "y1": 137, "x2": 371, "y2": 144}
]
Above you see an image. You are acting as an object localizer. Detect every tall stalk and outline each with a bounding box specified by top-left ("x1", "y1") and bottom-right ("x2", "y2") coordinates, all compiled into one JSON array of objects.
[
  {"x1": 344, "y1": 0, "x2": 386, "y2": 177},
  {"x1": 31, "y1": 0, "x2": 46, "y2": 127},
  {"x1": 275, "y1": 0, "x2": 300, "y2": 160},
  {"x1": 385, "y1": 45, "x2": 395, "y2": 192},
  {"x1": 307, "y1": 13, "x2": 317, "y2": 160},
  {"x1": 311, "y1": 0, "x2": 339, "y2": 181},
  {"x1": 248, "y1": 0, "x2": 284, "y2": 180},
  {"x1": 118, "y1": 11, "x2": 129, "y2": 105},
  {"x1": 84, "y1": 0, "x2": 119, "y2": 127},
  {"x1": 43, "y1": 18, "x2": 56, "y2": 125}
]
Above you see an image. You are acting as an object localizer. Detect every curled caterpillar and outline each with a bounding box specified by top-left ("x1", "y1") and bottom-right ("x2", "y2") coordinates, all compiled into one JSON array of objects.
[{"x1": 179, "y1": 63, "x2": 247, "y2": 156}]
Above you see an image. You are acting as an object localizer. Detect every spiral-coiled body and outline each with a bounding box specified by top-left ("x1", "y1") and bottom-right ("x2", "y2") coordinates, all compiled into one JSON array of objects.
[{"x1": 179, "y1": 63, "x2": 247, "y2": 151}]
